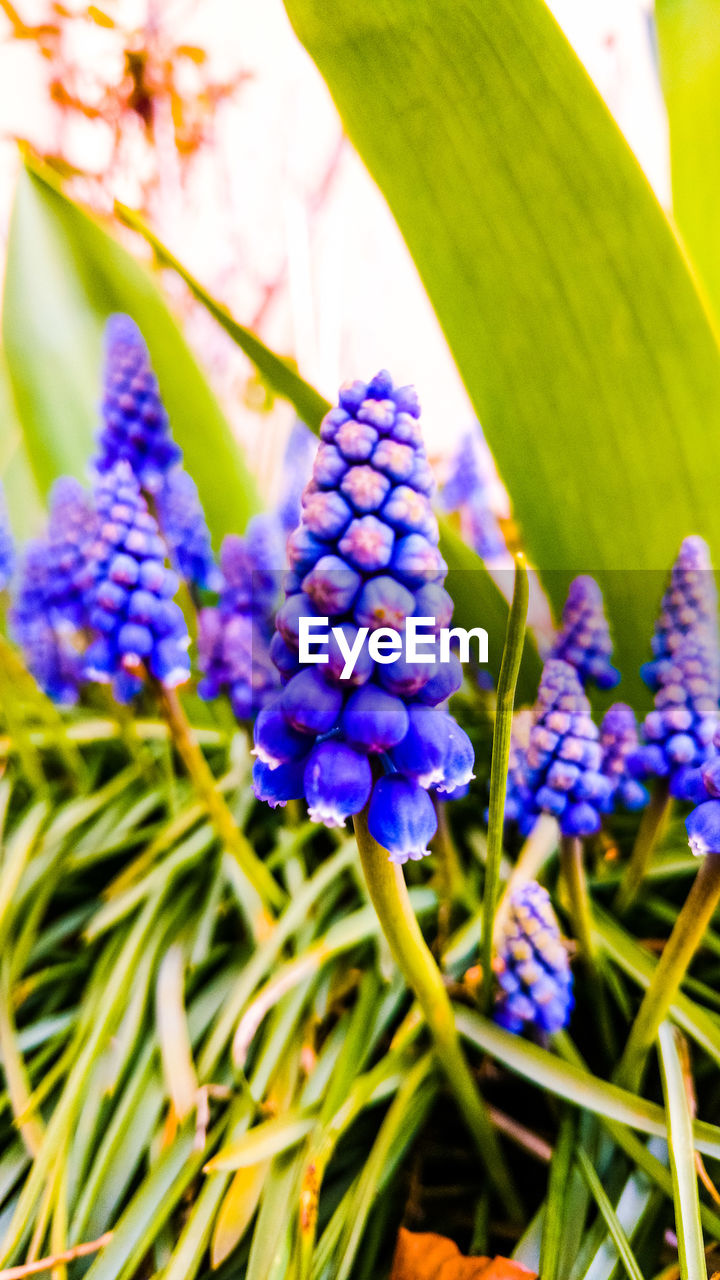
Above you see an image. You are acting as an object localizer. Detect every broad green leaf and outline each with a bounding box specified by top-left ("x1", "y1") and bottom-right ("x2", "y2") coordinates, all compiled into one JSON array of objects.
[
  {"x1": 656, "y1": 0, "x2": 720, "y2": 321},
  {"x1": 281, "y1": 0, "x2": 720, "y2": 701},
  {"x1": 2, "y1": 165, "x2": 259, "y2": 540},
  {"x1": 658, "y1": 1023, "x2": 706, "y2": 1280},
  {"x1": 0, "y1": 351, "x2": 44, "y2": 541},
  {"x1": 114, "y1": 208, "x2": 541, "y2": 699}
]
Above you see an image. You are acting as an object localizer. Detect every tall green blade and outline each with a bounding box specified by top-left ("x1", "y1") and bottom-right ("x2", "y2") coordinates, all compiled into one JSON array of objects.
[
  {"x1": 2, "y1": 165, "x2": 259, "y2": 540},
  {"x1": 282, "y1": 0, "x2": 720, "y2": 699}
]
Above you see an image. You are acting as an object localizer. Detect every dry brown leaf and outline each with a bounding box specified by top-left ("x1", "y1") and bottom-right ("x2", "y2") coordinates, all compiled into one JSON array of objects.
[{"x1": 390, "y1": 1229, "x2": 537, "y2": 1280}]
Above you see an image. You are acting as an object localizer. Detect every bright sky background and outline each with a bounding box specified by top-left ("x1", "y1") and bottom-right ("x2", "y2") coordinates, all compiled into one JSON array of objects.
[{"x1": 0, "y1": 0, "x2": 670, "y2": 504}]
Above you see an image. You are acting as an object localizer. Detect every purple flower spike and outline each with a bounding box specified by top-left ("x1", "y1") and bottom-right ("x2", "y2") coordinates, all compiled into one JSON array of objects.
[
  {"x1": 525, "y1": 660, "x2": 608, "y2": 837},
  {"x1": 154, "y1": 468, "x2": 221, "y2": 593},
  {"x1": 550, "y1": 576, "x2": 620, "y2": 691},
  {"x1": 600, "y1": 703, "x2": 649, "y2": 813},
  {"x1": 441, "y1": 429, "x2": 505, "y2": 562},
  {"x1": 84, "y1": 462, "x2": 190, "y2": 702},
  {"x1": 197, "y1": 515, "x2": 282, "y2": 722},
  {"x1": 367, "y1": 775, "x2": 438, "y2": 863},
  {"x1": 630, "y1": 629, "x2": 719, "y2": 799},
  {"x1": 0, "y1": 482, "x2": 15, "y2": 592},
  {"x1": 493, "y1": 881, "x2": 573, "y2": 1037},
  {"x1": 252, "y1": 371, "x2": 474, "y2": 840},
  {"x1": 642, "y1": 536, "x2": 718, "y2": 691},
  {"x1": 95, "y1": 314, "x2": 181, "y2": 493}
]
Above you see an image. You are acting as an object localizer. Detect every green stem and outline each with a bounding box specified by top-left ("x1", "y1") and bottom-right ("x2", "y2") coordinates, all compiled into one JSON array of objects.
[
  {"x1": 158, "y1": 685, "x2": 284, "y2": 933},
  {"x1": 480, "y1": 554, "x2": 529, "y2": 1014},
  {"x1": 561, "y1": 835, "x2": 616, "y2": 1056},
  {"x1": 353, "y1": 810, "x2": 522, "y2": 1222},
  {"x1": 616, "y1": 852, "x2": 720, "y2": 1092},
  {"x1": 614, "y1": 779, "x2": 671, "y2": 914},
  {"x1": 561, "y1": 836, "x2": 596, "y2": 964}
]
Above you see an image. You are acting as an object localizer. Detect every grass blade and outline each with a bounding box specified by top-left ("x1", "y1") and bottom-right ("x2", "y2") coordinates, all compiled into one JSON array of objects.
[{"x1": 657, "y1": 1023, "x2": 706, "y2": 1280}]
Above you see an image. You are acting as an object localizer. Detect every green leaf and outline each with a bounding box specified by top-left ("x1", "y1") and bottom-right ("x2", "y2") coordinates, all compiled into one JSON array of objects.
[
  {"x1": 281, "y1": 0, "x2": 720, "y2": 700},
  {"x1": 656, "y1": 0, "x2": 720, "y2": 322},
  {"x1": 657, "y1": 1023, "x2": 706, "y2": 1280},
  {"x1": 205, "y1": 1108, "x2": 316, "y2": 1173},
  {"x1": 575, "y1": 1146, "x2": 646, "y2": 1280},
  {"x1": 454, "y1": 1006, "x2": 720, "y2": 1158},
  {"x1": 2, "y1": 165, "x2": 259, "y2": 540},
  {"x1": 541, "y1": 1111, "x2": 576, "y2": 1280}
]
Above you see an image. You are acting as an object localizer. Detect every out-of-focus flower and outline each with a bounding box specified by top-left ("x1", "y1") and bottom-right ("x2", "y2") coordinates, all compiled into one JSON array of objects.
[
  {"x1": 600, "y1": 702, "x2": 649, "y2": 812},
  {"x1": 277, "y1": 418, "x2": 316, "y2": 535},
  {"x1": 95, "y1": 314, "x2": 181, "y2": 495},
  {"x1": 525, "y1": 659, "x2": 610, "y2": 837},
  {"x1": 440, "y1": 429, "x2": 505, "y2": 562},
  {"x1": 155, "y1": 467, "x2": 221, "y2": 594},
  {"x1": 641, "y1": 537, "x2": 718, "y2": 692},
  {"x1": 0, "y1": 482, "x2": 15, "y2": 592},
  {"x1": 11, "y1": 540, "x2": 84, "y2": 706},
  {"x1": 493, "y1": 880, "x2": 574, "y2": 1036},
  {"x1": 197, "y1": 515, "x2": 282, "y2": 721},
  {"x1": 503, "y1": 735, "x2": 539, "y2": 837},
  {"x1": 253, "y1": 371, "x2": 473, "y2": 861},
  {"x1": 10, "y1": 477, "x2": 99, "y2": 705},
  {"x1": 629, "y1": 629, "x2": 719, "y2": 801},
  {"x1": 83, "y1": 462, "x2": 190, "y2": 703},
  {"x1": 550, "y1": 575, "x2": 620, "y2": 690}
]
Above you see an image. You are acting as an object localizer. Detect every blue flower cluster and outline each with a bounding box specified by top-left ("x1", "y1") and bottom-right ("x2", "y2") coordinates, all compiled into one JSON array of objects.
[
  {"x1": 252, "y1": 371, "x2": 474, "y2": 862},
  {"x1": 0, "y1": 482, "x2": 15, "y2": 592},
  {"x1": 503, "y1": 733, "x2": 538, "y2": 837},
  {"x1": 493, "y1": 880, "x2": 574, "y2": 1036},
  {"x1": 628, "y1": 629, "x2": 719, "y2": 800},
  {"x1": 524, "y1": 659, "x2": 609, "y2": 836},
  {"x1": 11, "y1": 478, "x2": 100, "y2": 705},
  {"x1": 83, "y1": 462, "x2": 190, "y2": 702},
  {"x1": 599, "y1": 703, "x2": 649, "y2": 813},
  {"x1": 441, "y1": 429, "x2": 505, "y2": 562},
  {"x1": 155, "y1": 468, "x2": 222, "y2": 594},
  {"x1": 95, "y1": 315, "x2": 181, "y2": 494},
  {"x1": 642, "y1": 536, "x2": 718, "y2": 691},
  {"x1": 197, "y1": 516, "x2": 282, "y2": 720},
  {"x1": 686, "y1": 731, "x2": 720, "y2": 855},
  {"x1": 550, "y1": 575, "x2": 620, "y2": 691}
]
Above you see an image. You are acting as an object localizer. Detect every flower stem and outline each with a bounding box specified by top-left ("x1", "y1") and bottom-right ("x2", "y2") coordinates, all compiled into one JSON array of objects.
[
  {"x1": 616, "y1": 852, "x2": 720, "y2": 1092},
  {"x1": 614, "y1": 778, "x2": 671, "y2": 914},
  {"x1": 158, "y1": 685, "x2": 283, "y2": 933},
  {"x1": 560, "y1": 836, "x2": 596, "y2": 964},
  {"x1": 561, "y1": 835, "x2": 616, "y2": 1056},
  {"x1": 353, "y1": 810, "x2": 522, "y2": 1222},
  {"x1": 480, "y1": 554, "x2": 529, "y2": 1014}
]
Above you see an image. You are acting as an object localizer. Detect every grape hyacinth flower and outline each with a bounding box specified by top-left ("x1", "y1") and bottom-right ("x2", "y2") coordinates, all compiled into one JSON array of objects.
[
  {"x1": 441, "y1": 429, "x2": 505, "y2": 562},
  {"x1": 628, "y1": 629, "x2": 719, "y2": 801},
  {"x1": 493, "y1": 881, "x2": 574, "y2": 1036},
  {"x1": 600, "y1": 703, "x2": 649, "y2": 813},
  {"x1": 11, "y1": 541, "x2": 84, "y2": 705},
  {"x1": 277, "y1": 418, "x2": 316, "y2": 535},
  {"x1": 197, "y1": 516, "x2": 282, "y2": 721},
  {"x1": 155, "y1": 468, "x2": 222, "y2": 594},
  {"x1": 503, "y1": 734, "x2": 538, "y2": 837},
  {"x1": 550, "y1": 575, "x2": 620, "y2": 691},
  {"x1": 94, "y1": 314, "x2": 181, "y2": 494},
  {"x1": 10, "y1": 477, "x2": 100, "y2": 705},
  {"x1": 252, "y1": 371, "x2": 474, "y2": 862},
  {"x1": 642, "y1": 536, "x2": 718, "y2": 691},
  {"x1": 525, "y1": 659, "x2": 610, "y2": 837},
  {"x1": 83, "y1": 461, "x2": 190, "y2": 703},
  {"x1": 0, "y1": 481, "x2": 15, "y2": 592}
]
